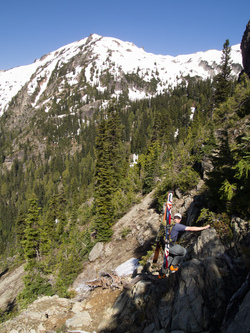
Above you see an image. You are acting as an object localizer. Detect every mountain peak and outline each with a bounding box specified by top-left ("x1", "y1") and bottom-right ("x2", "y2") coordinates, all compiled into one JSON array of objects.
[{"x1": 0, "y1": 35, "x2": 243, "y2": 117}]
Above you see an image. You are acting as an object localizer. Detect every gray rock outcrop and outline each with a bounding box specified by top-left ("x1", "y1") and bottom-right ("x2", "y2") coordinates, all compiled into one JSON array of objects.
[
  {"x1": 241, "y1": 20, "x2": 250, "y2": 78},
  {"x1": 0, "y1": 264, "x2": 25, "y2": 313},
  {"x1": 88, "y1": 242, "x2": 104, "y2": 262},
  {"x1": 98, "y1": 227, "x2": 249, "y2": 333}
]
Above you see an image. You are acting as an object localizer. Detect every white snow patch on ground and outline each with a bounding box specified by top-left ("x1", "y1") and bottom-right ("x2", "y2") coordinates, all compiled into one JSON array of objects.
[{"x1": 115, "y1": 258, "x2": 139, "y2": 276}]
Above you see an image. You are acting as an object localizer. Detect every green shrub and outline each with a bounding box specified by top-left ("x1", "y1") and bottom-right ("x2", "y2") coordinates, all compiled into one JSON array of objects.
[
  {"x1": 197, "y1": 208, "x2": 233, "y2": 244},
  {"x1": 17, "y1": 271, "x2": 53, "y2": 309}
]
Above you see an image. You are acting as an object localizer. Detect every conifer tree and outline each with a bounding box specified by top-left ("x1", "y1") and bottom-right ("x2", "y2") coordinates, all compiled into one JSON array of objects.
[
  {"x1": 94, "y1": 103, "x2": 125, "y2": 241},
  {"x1": 213, "y1": 39, "x2": 233, "y2": 106},
  {"x1": 40, "y1": 195, "x2": 58, "y2": 254},
  {"x1": 22, "y1": 195, "x2": 42, "y2": 269},
  {"x1": 15, "y1": 209, "x2": 27, "y2": 258},
  {"x1": 56, "y1": 190, "x2": 67, "y2": 238},
  {"x1": 142, "y1": 140, "x2": 161, "y2": 194},
  {"x1": 206, "y1": 130, "x2": 235, "y2": 210}
]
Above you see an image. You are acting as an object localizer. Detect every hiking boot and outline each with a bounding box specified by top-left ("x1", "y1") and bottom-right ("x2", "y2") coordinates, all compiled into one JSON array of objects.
[
  {"x1": 170, "y1": 265, "x2": 179, "y2": 272},
  {"x1": 158, "y1": 267, "x2": 167, "y2": 278},
  {"x1": 158, "y1": 273, "x2": 166, "y2": 279}
]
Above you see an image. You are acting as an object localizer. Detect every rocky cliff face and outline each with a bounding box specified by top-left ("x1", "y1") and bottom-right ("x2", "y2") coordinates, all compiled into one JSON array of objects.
[
  {"x1": 0, "y1": 189, "x2": 249, "y2": 333},
  {"x1": 241, "y1": 20, "x2": 250, "y2": 77},
  {"x1": 97, "y1": 219, "x2": 250, "y2": 333}
]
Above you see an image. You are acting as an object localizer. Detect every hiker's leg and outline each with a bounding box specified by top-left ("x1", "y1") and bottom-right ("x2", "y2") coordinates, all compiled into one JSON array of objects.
[
  {"x1": 168, "y1": 255, "x2": 174, "y2": 266},
  {"x1": 169, "y1": 244, "x2": 187, "y2": 266}
]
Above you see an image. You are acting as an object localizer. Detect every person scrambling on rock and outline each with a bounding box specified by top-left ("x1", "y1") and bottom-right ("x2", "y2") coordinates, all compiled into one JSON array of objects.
[{"x1": 168, "y1": 213, "x2": 210, "y2": 272}]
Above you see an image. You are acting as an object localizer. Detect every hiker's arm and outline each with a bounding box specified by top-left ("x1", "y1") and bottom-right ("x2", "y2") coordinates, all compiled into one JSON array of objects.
[{"x1": 185, "y1": 225, "x2": 210, "y2": 232}]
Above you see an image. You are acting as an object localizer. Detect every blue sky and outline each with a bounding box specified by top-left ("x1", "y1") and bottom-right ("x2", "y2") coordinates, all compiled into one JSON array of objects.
[{"x1": 0, "y1": 0, "x2": 249, "y2": 70}]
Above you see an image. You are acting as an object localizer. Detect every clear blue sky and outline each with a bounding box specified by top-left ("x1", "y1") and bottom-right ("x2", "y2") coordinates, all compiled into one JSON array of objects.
[{"x1": 0, "y1": 0, "x2": 249, "y2": 70}]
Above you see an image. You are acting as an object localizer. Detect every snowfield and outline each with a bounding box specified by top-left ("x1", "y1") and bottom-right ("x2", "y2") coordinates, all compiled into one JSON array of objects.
[{"x1": 0, "y1": 34, "x2": 243, "y2": 116}]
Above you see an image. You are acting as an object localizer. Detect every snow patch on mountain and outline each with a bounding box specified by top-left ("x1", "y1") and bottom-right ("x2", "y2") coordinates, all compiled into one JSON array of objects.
[{"x1": 0, "y1": 34, "x2": 243, "y2": 117}]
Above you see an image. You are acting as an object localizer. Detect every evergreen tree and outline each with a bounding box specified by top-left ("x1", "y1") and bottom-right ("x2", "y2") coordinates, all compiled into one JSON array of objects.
[
  {"x1": 142, "y1": 140, "x2": 161, "y2": 194},
  {"x1": 206, "y1": 130, "x2": 235, "y2": 211},
  {"x1": 217, "y1": 133, "x2": 250, "y2": 214},
  {"x1": 40, "y1": 195, "x2": 59, "y2": 254},
  {"x1": 15, "y1": 209, "x2": 27, "y2": 258},
  {"x1": 22, "y1": 195, "x2": 42, "y2": 268},
  {"x1": 94, "y1": 103, "x2": 125, "y2": 241},
  {"x1": 232, "y1": 134, "x2": 250, "y2": 214},
  {"x1": 213, "y1": 39, "x2": 233, "y2": 106}
]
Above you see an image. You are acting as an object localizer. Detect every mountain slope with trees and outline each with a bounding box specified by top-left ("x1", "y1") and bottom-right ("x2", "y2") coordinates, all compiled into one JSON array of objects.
[{"x1": 0, "y1": 22, "x2": 249, "y2": 329}]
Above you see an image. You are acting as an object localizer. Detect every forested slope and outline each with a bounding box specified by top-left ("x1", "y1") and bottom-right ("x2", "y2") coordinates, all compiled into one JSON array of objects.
[{"x1": 0, "y1": 37, "x2": 249, "y2": 320}]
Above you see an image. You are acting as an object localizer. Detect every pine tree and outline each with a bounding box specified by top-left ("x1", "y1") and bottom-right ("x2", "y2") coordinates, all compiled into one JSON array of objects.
[
  {"x1": 206, "y1": 130, "x2": 235, "y2": 211},
  {"x1": 214, "y1": 39, "x2": 233, "y2": 106},
  {"x1": 94, "y1": 103, "x2": 125, "y2": 241},
  {"x1": 56, "y1": 191, "x2": 67, "y2": 238},
  {"x1": 22, "y1": 195, "x2": 42, "y2": 268},
  {"x1": 40, "y1": 195, "x2": 58, "y2": 254},
  {"x1": 142, "y1": 140, "x2": 161, "y2": 194},
  {"x1": 15, "y1": 209, "x2": 27, "y2": 258},
  {"x1": 226, "y1": 133, "x2": 250, "y2": 214}
]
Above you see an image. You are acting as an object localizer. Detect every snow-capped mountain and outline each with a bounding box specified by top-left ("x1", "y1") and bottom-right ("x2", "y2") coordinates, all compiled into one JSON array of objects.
[{"x1": 0, "y1": 34, "x2": 243, "y2": 117}]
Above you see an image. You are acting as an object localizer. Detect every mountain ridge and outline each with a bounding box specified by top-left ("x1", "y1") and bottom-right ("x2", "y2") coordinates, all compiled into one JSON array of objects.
[{"x1": 0, "y1": 33, "x2": 243, "y2": 117}]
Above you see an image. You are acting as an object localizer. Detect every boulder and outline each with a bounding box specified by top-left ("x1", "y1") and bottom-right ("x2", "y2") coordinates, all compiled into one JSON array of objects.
[
  {"x1": 65, "y1": 311, "x2": 92, "y2": 328},
  {"x1": 192, "y1": 228, "x2": 225, "y2": 259},
  {"x1": 88, "y1": 242, "x2": 104, "y2": 262}
]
